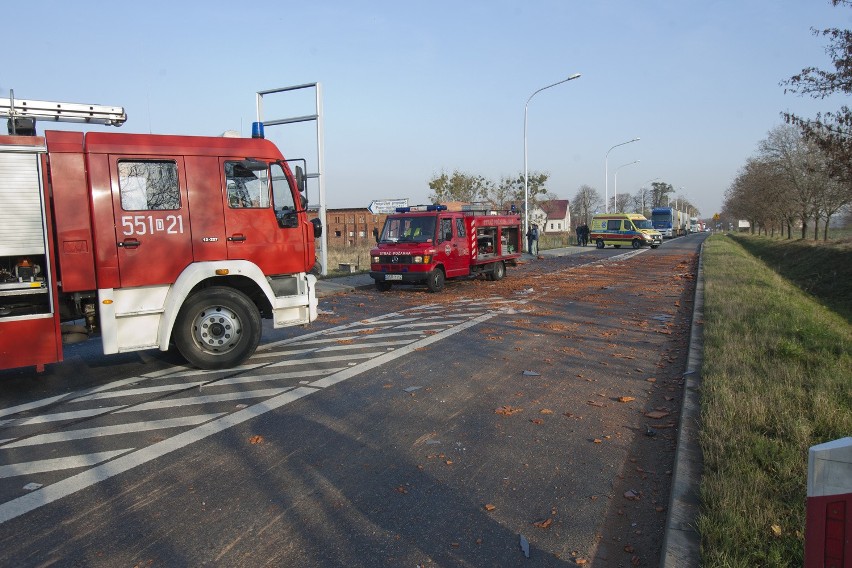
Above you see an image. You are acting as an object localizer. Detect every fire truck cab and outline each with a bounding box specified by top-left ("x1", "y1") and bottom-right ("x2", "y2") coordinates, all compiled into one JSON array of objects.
[{"x1": 0, "y1": 96, "x2": 319, "y2": 372}]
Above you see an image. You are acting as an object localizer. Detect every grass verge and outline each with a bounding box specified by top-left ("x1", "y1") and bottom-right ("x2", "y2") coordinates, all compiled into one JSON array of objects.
[
  {"x1": 697, "y1": 234, "x2": 852, "y2": 567},
  {"x1": 730, "y1": 233, "x2": 852, "y2": 322}
]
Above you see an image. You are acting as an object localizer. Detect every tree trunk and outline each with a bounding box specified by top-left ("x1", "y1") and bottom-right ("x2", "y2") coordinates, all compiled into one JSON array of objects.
[
  {"x1": 801, "y1": 217, "x2": 808, "y2": 239},
  {"x1": 824, "y1": 215, "x2": 831, "y2": 241},
  {"x1": 813, "y1": 218, "x2": 820, "y2": 240}
]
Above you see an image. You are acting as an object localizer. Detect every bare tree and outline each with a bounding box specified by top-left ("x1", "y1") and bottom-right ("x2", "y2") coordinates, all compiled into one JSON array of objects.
[
  {"x1": 631, "y1": 186, "x2": 652, "y2": 217},
  {"x1": 759, "y1": 125, "x2": 826, "y2": 239},
  {"x1": 570, "y1": 185, "x2": 602, "y2": 225}
]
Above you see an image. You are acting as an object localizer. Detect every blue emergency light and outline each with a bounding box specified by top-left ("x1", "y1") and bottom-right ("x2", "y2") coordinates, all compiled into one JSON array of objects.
[{"x1": 395, "y1": 204, "x2": 448, "y2": 213}]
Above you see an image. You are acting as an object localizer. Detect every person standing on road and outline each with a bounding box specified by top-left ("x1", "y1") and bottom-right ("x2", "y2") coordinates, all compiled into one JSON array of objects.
[
  {"x1": 580, "y1": 223, "x2": 589, "y2": 246},
  {"x1": 527, "y1": 223, "x2": 539, "y2": 255},
  {"x1": 575, "y1": 224, "x2": 583, "y2": 247}
]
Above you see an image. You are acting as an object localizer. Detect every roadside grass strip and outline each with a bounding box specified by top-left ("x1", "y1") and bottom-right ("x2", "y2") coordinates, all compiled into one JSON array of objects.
[{"x1": 697, "y1": 235, "x2": 852, "y2": 567}]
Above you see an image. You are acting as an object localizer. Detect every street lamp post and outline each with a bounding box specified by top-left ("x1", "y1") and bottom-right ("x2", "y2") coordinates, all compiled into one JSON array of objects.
[
  {"x1": 613, "y1": 160, "x2": 640, "y2": 212},
  {"x1": 524, "y1": 73, "x2": 581, "y2": 238},
  {"x1": 604, "y1": 138, "x2": 639, "y2": 213}
]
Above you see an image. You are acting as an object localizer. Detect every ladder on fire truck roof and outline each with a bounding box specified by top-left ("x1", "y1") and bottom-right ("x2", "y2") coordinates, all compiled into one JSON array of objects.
[{"x1": 1, "y1": 90, "x2": 126, "y2": 133}]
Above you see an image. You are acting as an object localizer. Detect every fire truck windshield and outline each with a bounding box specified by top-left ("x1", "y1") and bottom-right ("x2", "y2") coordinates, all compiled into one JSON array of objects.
[{"x1": 379, "y1": 216, "x2": 436, "y2": 243}]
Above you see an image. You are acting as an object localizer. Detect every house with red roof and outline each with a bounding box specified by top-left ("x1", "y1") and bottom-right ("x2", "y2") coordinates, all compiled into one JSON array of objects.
[{"x1": 533, "y1": 199, "x2": 571, "y2": 233}]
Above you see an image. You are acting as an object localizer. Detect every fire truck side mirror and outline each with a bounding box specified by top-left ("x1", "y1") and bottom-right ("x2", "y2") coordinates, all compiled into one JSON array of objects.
[
  {"x1": 310, "y1": 217, "x2": 322, "y2": 238},
  {"x1": 295, "y1": 166, "x2": 307, "y2": 198}
]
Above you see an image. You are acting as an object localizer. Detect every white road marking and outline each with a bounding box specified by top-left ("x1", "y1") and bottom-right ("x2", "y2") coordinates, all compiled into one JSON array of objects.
[
  {"x1": 116, "y1": 388, "x2": 289, "y2": 413},
  {"x1": 309, "y1": 312, "x2": 497, "y2": 389},
  {"x1": 0, "y1": 301, "x2": 511, "y2": 524},
  {"x1": 267, "y1": 352, "x2": 384, "y2": 367},
  {"x1": 0, "y1": 388, "x2": 316, "y2": 524},
  {"x1": 71, "y1": 381, "x2": 208, "y2": 403},
  {"x1": 394, "y1": 320, "x2": 464, "y2": 329},
  {"x1": 2, "y1": 414, "x2": 225, "y2": 449},
  {"x1": 0, "y1": 395, "x2": 72, "y2": 420},
  {"x1": 0, "y1": 406, "x2": 126, "y2": 427},
  {"x1": 250, "y1": 347, "x2": 318, "y2": 358},
  {"x1": 212, "y1": 368, "x2": 342, "y2": 387},
  {"x1": 317, "y1": 339, "x2": 417, "y2": 352},
  {"x1": 0, "y1": 449, "x2": 134, "y2": 479}
]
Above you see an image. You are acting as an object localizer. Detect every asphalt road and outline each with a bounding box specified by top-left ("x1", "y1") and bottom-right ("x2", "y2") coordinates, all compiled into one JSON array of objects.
[{"x1": 0, "y1": 233, "x2": 707, "y2": 567}]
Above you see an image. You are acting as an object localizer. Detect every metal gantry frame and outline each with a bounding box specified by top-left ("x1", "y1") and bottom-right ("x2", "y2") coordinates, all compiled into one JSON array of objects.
[{"x1": 255, "y1": 83, "x2": 327, "y2": 275}]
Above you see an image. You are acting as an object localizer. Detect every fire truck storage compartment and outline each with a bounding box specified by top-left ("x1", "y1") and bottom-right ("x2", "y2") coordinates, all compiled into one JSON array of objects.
[
  {"x1": 501, "y1": 226, "x2": 519, "y2": 255},
  {"x1": 0, "y1": 147, "x2": 52, "y2": 319},
  {"x1": 477, "y1": 227, "x2": 498, "y2": 257}
]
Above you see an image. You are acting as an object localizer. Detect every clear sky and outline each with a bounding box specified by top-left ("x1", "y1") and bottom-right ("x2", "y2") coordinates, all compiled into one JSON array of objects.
[{"x1": 2, "y1": 1, "x2": 847, "y2": 217}]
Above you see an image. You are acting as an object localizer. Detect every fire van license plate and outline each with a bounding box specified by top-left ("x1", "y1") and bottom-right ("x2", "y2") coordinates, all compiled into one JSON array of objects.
[{"x1": 385, "y1": 274, "x2": 403, "y2": 281}]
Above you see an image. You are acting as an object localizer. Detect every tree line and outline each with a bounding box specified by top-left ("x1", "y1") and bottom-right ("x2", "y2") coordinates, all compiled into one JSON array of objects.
[
  {"x1": 723, "y1": 0, "x2": 852, "y2": 239},
  {"x1": 428, "y1": 171, "x2": 699, "y2": 228}
]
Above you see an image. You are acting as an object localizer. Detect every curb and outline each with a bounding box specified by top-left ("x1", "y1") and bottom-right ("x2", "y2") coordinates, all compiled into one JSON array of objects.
[{"x1": 660, "y1": 242, "x2": 705, "y2": 567}]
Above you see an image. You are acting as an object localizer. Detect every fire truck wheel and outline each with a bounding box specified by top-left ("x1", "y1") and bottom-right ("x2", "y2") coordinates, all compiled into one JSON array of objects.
[
  {"x1": 174, "y1": 287, "x2": 261, "y2": 370},
  {"x1": 426, "y1": 268, "x2": 445, "y2": 293},
  {"x1": 376, "y1": 281, "x2": 392, "y2": 292},
  {"x1": 596, "y1": 239, "x2": 605, "y2": 249},
  {"x1": 492, "y1": 261, "x2": 505, "y2": 281},
  {"x1": 632, "y1": 239, "x2": 642, "y2": 249}
]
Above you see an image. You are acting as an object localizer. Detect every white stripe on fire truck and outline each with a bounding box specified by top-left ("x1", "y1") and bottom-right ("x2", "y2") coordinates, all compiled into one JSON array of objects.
[
  {"x1": 116, "y1": 388, "x2": 289, "y2": 413},
  {"x1": 0, "y1": 449, "x2": 135, "y2": 479},
  {"x1": 1, "y1": 414, "x2": 226, "y2": 449}
]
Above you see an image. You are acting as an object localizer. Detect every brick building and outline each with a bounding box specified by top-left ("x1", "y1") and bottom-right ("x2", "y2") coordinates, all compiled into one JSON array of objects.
[{"x1": 311, "y1": 208, "x2": 386, "y2": 247}]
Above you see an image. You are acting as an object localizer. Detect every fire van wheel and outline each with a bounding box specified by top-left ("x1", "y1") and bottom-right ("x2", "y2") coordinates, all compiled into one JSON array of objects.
[
  {"x1": 632, "y1": 239, "x2": 642, "y2": 249},
  {"x1": 376, "y1": 281, "x2": 393, "y2": 292},
  {"x1": 651, "y1": 244, "x2": 660, "y2": 249},
  {"x1": 492, "y1": 261, "x2": 506, "y2": 281},
  {"x1": 596, "y1": 239, "x2": 605, "y2": 249},
  {"x1": 174, "y1": 287, "x2": 261, "y2": 370},
  {"x1": 426, "y1": 268, "x2": 445, "y2": 293}
]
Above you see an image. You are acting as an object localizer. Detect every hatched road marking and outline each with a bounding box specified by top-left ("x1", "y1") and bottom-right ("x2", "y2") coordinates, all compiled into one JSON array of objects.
[{"x1": 0, "y1": 297, "x2": 522, "y2": 525}]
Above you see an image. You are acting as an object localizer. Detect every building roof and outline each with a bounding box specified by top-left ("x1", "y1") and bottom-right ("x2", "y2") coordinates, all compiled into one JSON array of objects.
[{"x1": 540, "y1": 199, "x2": 570, "y2": 219}]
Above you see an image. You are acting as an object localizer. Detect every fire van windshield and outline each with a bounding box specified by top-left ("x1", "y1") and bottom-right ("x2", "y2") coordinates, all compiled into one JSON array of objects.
[{"x1": 379, "y1": 217, "x2": 436, "y2": 243}]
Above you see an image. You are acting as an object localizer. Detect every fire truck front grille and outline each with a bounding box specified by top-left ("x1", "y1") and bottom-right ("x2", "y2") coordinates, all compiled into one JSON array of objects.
[{"x1": 377, "y1": 255, "x2": 414, "y2": 264}]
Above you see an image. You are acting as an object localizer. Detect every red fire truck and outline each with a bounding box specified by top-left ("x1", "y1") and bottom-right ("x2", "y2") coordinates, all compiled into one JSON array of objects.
[
  {"x1": 369, "y1": 205, "x2": 522, "y2": 292},
  {"x1": 0, "y1": 96, "x2": 320, "y2": 372}
]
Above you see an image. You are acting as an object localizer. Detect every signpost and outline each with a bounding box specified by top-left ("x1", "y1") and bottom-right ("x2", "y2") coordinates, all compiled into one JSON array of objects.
[{"x1": 368, "y1": 199, "x2": 409, "y2": 215}]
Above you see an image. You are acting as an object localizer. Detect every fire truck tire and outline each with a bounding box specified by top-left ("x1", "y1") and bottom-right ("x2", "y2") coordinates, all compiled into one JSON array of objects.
[
  {"x1": 492, "y1": 261, "x2": 505, "y2": 281},
  {"x1": 426, "y1": 268, "x2": 445, "y2": 293},
  {"x1": 376, "y1": 281, "x2": 392, "y2": 292},
  {"x1": 596, "y1": 239, "x2": 605, "y2": 249},
  {"x1": 173, "y1": 287, "x2": 261, "y2": 370},
  {"x1": 632, "y1": 239, "x2": 642, "y2": 249}
]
